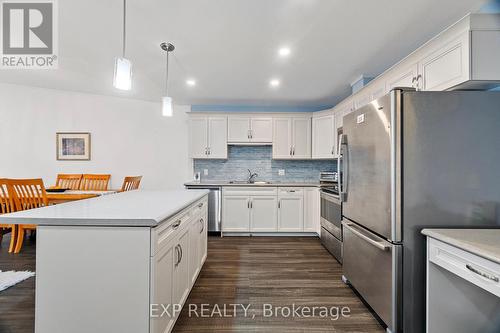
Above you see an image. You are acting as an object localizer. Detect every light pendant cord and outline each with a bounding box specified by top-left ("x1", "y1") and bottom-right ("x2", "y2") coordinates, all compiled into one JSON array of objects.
[
  {"x1": 165, "y1": 50, "x2": 169, "y2": 96},
  {"x1": 122, "y1": 0, "x2": 126, "y2": 58}
]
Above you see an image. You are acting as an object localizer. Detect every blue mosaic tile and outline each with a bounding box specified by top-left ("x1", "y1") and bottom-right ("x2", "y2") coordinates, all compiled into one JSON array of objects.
[{"x1": 193, "y1": 146, "x2": 336, "y2": 182}]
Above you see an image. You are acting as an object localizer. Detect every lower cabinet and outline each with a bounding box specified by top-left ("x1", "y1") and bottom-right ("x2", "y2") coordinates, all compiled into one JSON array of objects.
[
  {"x1": 250, "y1": 196, "x2": 278, "y2": 232},
  {"x1": 222, "y1": 187, "x2": 319, "y2": 234},
  {"x1": 150, "y1": 196, "x2": 208, "y2": 333},
  {"x1": 278, "y1": 188, "x2": 304, "y2": 232}
]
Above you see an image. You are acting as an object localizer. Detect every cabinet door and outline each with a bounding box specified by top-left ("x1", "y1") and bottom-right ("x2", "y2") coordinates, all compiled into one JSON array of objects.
[
  {"x1": 250, "y1": 196, "x2": 278, "y2": 232},
  {"x1": 189, "y1": 117, "x2": 208, "y2": 159},
  {"x1": 222, "y1": 196, "x2": 250, "y2": 232},
  {"x1": 370, "y1": 80, "x2": 387, "y2": 101},
  {"x1": 386, "y1": 63, "x2": 418, "y2": 91},
  {"x1": 207, "y1": 117, "x2": 227, "y2": 159},
  {"x1": 312, "y1": 115, "x2": 335, "y2": 159},
  {"x1": 278, "y1": 196, "x2": 304, "y2": 231},
  {"x1": 199, "y1": 212, "x2": 208, "y2": 266},
  {"x1": 304, "y1": 188, "x2": 320, "y2": 233},
  {"x1": 250, "y1": 118, "x2": 273, "y2": 143},
  {"x1": 418, "y1": 32, "x2": 470, "y2": 91},
  {"x1": 272, "y1": 118, "x2": 292, "y2": 159},
  {"x1": 172, "y1": 228, "x2": 190, "y2": 307},
  {"x1": 150, "y1": 242, "x2": 174, "y2": 333},
  {"x1": 354, "y1": 90, "x2": 371, "y2": 110},
  {"x1": 188, "y1": 217, "x2": 200, "y2": 286},
  {"x1": 227, "y1": 117, "x2": 250, "y2": 143},
  {"x1": 292, "y1": 118, "x2": 311, "y2": 159}
]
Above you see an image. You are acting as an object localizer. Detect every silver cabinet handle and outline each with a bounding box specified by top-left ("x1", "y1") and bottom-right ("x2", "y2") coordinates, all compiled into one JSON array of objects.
[
  {"x1": 178, "y1": 244, "x2": 183, "y2": 264},
  {"x1": 247, "y1": 200, "x2": 250, "y2": 209},
  {"x1": 172, "y1": 220, "x2": 181, "y2": 229},
  {"x1": 208, "y1": 147, "x2": 211, "y2": 155},
  {"x1": 292, "y1": 146, "x2": 295, "y2": 156},
  {"x1": 174, "y1": 245, "x2": 180, "y2": 266},
  {"x1": 250, "y1": 200, "x2": 253, "y2": 209},
  {"x1": 198, "y1": 202, "x2": 204, "y2": 208},
  {"x1": 466, "y1": 264, "x2": 499, "y2": 282},
  {"x1": 278, "y1": 199, "x2": 281, "y2": 209},
  {"x1": 289, "y1": 146, "x2": 292, "y2": 156},
  {"x1": 199, "y1": 218, "x2": 204, "y2": 233},
  {"x1": 343, "y1": 221, "x2": 390, "y2": 251}
]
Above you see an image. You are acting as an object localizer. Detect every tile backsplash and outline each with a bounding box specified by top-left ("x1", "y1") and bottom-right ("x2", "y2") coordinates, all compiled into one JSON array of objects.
[{"x1": 193, "y1": 145, "x2": 336, "y2": 182}]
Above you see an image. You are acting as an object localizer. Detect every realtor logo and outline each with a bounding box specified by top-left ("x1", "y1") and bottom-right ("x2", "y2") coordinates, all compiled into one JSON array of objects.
[{"x1": 1, "y1": 0, "x2": 58, "y2": 69}]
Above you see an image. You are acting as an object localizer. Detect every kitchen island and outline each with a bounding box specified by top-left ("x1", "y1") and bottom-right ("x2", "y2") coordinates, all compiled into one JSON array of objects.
[{"x1": 0, "y1": 190, "x2": 209, "y2": 333}]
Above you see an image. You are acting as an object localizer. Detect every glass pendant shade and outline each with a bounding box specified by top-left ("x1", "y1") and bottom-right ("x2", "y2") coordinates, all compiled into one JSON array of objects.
[
  {"x1": 113, "y1": 57, "x2": 132, "y2": 91},
  {"x1": 162, "y1": 96, "x2": 173, "y2": 117}
]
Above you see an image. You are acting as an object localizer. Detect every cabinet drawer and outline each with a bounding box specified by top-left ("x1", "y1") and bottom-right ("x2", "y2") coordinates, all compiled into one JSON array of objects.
[
  {"x1": 151, "y1": 210, "x2": 191, "y2": 256},
  {"x1": 428, "y1": 238, "x2": 500, "y2": 297},
  {"x1": 223, "y1": 187, "x2": 277, "y2": 196},
  {"x1": 191, "y1": 198, "x2": 208, "y2": 217},
  {"x1": 278, "y1": 188, "x2": 304, "y2": 196}
]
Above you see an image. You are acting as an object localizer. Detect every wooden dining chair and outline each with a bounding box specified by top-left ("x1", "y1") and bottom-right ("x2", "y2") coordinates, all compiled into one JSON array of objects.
[
  {"x1": 8, "y1": 178, "x2": 48, "y2": 253},
  {"x1": 55, "y1": 174, "x2": 83, "y2": 190},
  {"x1": 80, "y1": 174, "x2": 111, "y2": 191},
  {"x1": 120, "y1": 176, "x2": 142, "y2": 192},
  {"x1": 0, "y1": 178, "x2": 17, "y2": 253}
]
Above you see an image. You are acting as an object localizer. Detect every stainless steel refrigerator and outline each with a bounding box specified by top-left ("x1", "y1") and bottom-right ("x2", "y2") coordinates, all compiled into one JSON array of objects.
[{"x1": 339, "y1": 88, "x2": 500, "y2": 333}]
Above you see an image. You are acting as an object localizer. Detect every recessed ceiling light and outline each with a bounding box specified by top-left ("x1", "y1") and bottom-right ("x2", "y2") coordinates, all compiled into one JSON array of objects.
[
  {"x1": 278, "y1": 47, "x2": 291, "y2": 57},
  {"x1": 270, "y1": 79, "x2": 280, "y2": 87},
  {"x1": 186, "y1": 79, "x2": 196, "y2": 86}
]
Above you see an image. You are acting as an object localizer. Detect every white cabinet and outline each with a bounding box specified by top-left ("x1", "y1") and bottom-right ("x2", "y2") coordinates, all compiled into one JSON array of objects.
[
  {"x1": 250, "y1": 196, "x2": 278, "y2": 232},
  {"x1": 150, "y1": 241, "x2": 175, "y2": 333},
  {"x1": 304, "y1": 187, "x2": 320, "y2": 234},
  {"x1": 278, "y1": 188, "x2": 304, "y2": 232},
  {"x1": 227, "y1": 116, "x2": 272, "y2": 143},
  {"x1": 172, "y1": 228, "x2": 190, "y2": 308},
  {"x1": 418, "y1": 31, "x2": 470, "y2": 91},
  {"x1": 222, "y1": 187, "x2": 278, "y2": 232},
  {"x1": 189, "y1": 116, "x2": 227, "y2": 159},
  {"x1": 385, "y1": 62, "x2": 419, "y2": 91},
  {"x1": 273, "y1": 117, "x2": 311, "y2": 159},
  {"x1": 150, "y1": 196, "x2": 208, "y2": 333},
  {"x1": 222, "y1": 195, "x2": 250, "y2": 232},
  {"x1": 312, "y1": 114, "x2": 336, "y2": 159}
]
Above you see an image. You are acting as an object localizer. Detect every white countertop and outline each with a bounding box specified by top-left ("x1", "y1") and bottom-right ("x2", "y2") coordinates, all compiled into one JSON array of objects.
[
  {"x1": 422, "y1": 229, "x2": 500, "y2": 264},
  {"x1": 0, "y1": 189, "x2": 209, "y2": 227}
]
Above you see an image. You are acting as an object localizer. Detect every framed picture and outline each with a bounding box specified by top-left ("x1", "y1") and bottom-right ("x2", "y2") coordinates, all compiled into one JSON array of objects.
[{"x1": 56, "y1": 132, "x2": 91, "y2": 160}]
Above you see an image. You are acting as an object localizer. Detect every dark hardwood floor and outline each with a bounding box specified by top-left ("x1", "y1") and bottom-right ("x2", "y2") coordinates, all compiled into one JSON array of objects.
[
  {"x1": 174, "y1": 236, "x2": 384, "y2": 332},
  {"x1": 0, "y1": 233, "x2": 36, "y2": 333},
  {"x1": 0, "y1": 235, "x2": 384, "y2": 333}
]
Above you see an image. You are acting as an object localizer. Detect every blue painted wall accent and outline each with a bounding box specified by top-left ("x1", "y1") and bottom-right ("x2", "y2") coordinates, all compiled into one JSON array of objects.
[
  {"x1": 193, "y1": 145, "x2": 336, "y2": 182},
  {"x1": 190, "y1": 105, "x2": 332, "y2": 113},
  {"x1": 480, "y1": 0, "x2": 500, "y2": 13}
]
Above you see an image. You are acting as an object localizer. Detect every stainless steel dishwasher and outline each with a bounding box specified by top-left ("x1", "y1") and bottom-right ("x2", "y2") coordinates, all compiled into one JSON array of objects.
[{"x1": 185, "y1": 185, "x2": 221, "y2": 234}]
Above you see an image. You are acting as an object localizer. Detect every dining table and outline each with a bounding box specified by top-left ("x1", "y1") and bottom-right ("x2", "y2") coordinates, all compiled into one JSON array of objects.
[{"x1": 46, "y1": 190, "x2": 117, "y2": 204}]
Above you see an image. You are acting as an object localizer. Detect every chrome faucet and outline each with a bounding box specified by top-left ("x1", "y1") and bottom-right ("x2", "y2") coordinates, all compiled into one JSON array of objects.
[{"x1": 247, "y1": 169, "x2": 258, "y2": 183}]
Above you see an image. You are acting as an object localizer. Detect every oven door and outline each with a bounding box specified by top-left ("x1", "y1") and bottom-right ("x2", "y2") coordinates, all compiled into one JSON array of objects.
[{"x1": 320, "y1": 191, "x2": 342, "y2": 240}]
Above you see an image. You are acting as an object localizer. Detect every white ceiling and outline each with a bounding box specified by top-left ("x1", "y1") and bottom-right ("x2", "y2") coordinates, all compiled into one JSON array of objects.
[{"x1": 0, "y1": 0, "x2": 487, "y2": 107}]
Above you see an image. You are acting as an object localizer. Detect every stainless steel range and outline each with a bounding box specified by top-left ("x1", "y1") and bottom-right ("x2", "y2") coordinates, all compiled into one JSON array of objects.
[{"x1": 319, "y1": 172, "x2": 342, "y2": 263}]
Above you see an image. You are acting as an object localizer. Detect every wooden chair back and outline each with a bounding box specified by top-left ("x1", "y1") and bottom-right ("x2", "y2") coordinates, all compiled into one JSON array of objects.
[
  {"x1": 80, "y1": 174, "x2": 111, "y2": 191},
  {"x1": 120, "y1": 176, "x2": 142, "y2": 192},
  {"x1": 55, "y1": 174, "x2": 83, "y2": 190},
  {"x1": 0, "y1": 178, "x2": 16, "y2": 214},
  {"x1": 8, "y1": 178, "x2": 48, "y2": 211}
]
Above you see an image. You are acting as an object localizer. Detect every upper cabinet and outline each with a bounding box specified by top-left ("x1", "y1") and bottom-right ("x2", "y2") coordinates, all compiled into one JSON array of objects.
[
  {"x1": 272, "y1": 117, "x2": 311, "y2": 159},
  {"x1": 227, "y1": 116, "x2": 272, "y2": 144},
  {"x1": 312, "y1": 115, "x2": 336, "y2": 159},
  {"x1": 189, "y1": 116, "x2": 227, "y2": 159},
  {"x1": 385, "y1": 63, "x2": 419, "y2": 91}
]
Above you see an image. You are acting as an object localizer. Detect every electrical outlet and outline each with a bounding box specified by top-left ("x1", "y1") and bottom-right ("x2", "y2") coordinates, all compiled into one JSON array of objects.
[
  {"x1": 203, "y1": 169, "x2": 208, "y2": 176},
  {"x1": 278, "y1": 169, "x2": 285, "y2": 176}
]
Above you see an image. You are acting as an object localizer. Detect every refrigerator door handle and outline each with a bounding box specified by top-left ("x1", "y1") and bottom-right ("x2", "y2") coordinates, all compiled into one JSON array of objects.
[
  {"x1": 343, "y1": 221, "x2": 390, "y2": 251},
  {"x1": 339, "y1": 134, "x2": 348, "y2": 202}
]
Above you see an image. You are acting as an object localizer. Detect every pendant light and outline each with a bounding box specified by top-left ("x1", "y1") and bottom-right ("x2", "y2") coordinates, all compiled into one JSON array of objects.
[
  {"x1": 161, "y1": 42, "x2": 175, "y2": 117},
  {"x1": 113, "y1": 0, "x2": 132, "y2": 90}
]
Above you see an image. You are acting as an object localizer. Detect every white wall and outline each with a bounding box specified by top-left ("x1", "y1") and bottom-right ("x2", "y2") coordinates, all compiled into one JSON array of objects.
[{"x1": 0, "y1": 83, "x2": 191, "y2": 190}]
